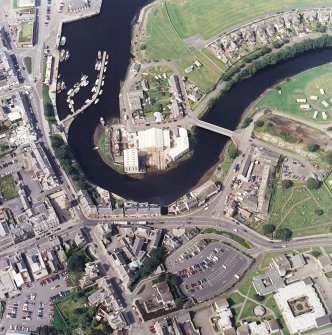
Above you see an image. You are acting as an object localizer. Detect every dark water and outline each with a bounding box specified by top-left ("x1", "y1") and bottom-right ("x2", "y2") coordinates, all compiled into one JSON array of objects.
[{"x1": 57, "y1": 0, "x2": 332, "y2": 205}]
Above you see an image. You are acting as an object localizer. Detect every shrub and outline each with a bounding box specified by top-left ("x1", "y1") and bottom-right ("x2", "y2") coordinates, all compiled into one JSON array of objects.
[
  {"x1": 306, "y1": 177, "x2": 321, "y2": 189},
  {"x1": 281, "y1": 180, "x2": 293, "y2": 189},
  {"x1": 307, "y1": 143, "x2": 320, "y2": 152}
]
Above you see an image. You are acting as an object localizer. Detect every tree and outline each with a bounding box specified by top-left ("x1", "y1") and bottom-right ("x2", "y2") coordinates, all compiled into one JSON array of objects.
[
  {"x1": 307, "y1": 143, "x2": 320, "y2": 152},
  {"x1": 255, "y1": 120, "x2": 264, "y2": 128},
  {"x1": 67, "y1": 252, "x2": 87, "y2": 273},
  {"x1": 306, "y1": 177, "x2": 321, "y2": 189},
  {"x1": 263, "y1": 224, "x2": 276, "y2": 236},
  {"x1": 314, "y1": 209, "x2": 324, "y2": 216},
  {"x1": 255, "y1": 294, "x2": 265, "y2": 302},
  {"x1": 241, "y1": 117, "x2": 252, "y2": 128},
  {"x1": 36, "y1": 326, "x2": 61, "y2": 335},
  {"x1": 228, "y1": 147, "x2": 240, "y2": 159},
  {"x1": 311, "y1": 250, "x2": 321, "y2": 258},
  {"x1": 281, "y1": 180, "x2": 293, "y2": 189},
  {"x1": 325, "y1": 151, "x2": 332, "y2": 165},
  {"x1": 275, "y1": 228, "x2": 292, "y2": 241}
]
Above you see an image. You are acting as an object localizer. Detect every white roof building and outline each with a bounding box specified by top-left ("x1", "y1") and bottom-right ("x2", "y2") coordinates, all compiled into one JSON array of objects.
[
  {"x1": 124, "y1": 148, "x2": 140, "y2": 173},
  {"x1": 274, "y1": 281, "x2": 327, "y2": 334},
  {"x1": 169, "y1": 127, "x2": 189, "y2": 161},
  {"x1": 17, "y1": 0, "x2": 35, "y2": 7},
  {"x1": 138, "y1": 128, "x2": 170, "y2": 150}
]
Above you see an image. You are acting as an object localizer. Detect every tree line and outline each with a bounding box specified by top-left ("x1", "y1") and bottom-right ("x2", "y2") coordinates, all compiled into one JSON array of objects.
[{"x1": 222, "y1": 34, "x2": 332, "y2": 91}]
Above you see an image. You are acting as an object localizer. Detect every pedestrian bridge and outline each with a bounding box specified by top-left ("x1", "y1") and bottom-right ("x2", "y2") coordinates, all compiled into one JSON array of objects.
[
  {"x1": 195, "y1": 120, "x2": 244, "y2": 147},
  {"x1": 196, "y1": 120, "x2": 234, "y2": 137}
]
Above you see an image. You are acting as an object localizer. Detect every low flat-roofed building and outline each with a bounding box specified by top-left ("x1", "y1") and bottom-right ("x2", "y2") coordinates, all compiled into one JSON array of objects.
[
  {"x1": 169, "y1": 127, "x2": 189, "y2": 161},
  {"x1": 253, "y1": 269, "x2": 285, "y2": 296},
  {"x1": 190, "y1": 180, "x2": 218, "y2": 206},
  {"x1": 0, "y1": 269, "x2": 17, "y2": 299},
  {"x1": 274, "y1": 280, "x2": 327, "y2": 334},
  {"x1": 236, "y1": 324, "x2": 250, "y2": 335},
  {"x1": 252, "y1": 147, "x2": 280, "y2": 167},
  {"x1": 265, "y1": 319, "x2": 281, "y2": 334},
  {"x1": 248, "y1": 322, "x2": 269, "y2": 335},
  {"x1": 138, "y1": 128, "x2": 170, "y2": 150},
  {"x1": 68, "y1": 0, "x2": 89, "y2": 12},
  {"x1": 17, "y1": 0, "x2": 35, "y2": 7},
  {"x1": 316, "y1": 315, "x2": 331, "y2": 328},
  {"x1": 24, "y1": 247, "x2": 48, "y2": 280},
  {"x1": 271, "y1": 254, "x2": 291, "y2": 276},
  {"x1": 128, "y1": 90, "x2": 143, "y2": 111},
  {"x1": 154, "y1": 281, "x2": 174, "y2": 309},
  {"x1": 288, "y1": 253, "x2": 306, "y2": 269},
  {"x1": 124, "y1": 148, "x2": 140, "y2": 173}
]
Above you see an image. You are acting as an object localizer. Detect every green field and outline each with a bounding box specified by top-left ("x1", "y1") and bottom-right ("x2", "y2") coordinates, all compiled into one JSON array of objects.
[
  {"x1": 145, "y1": 3, "x2": 224, "y2": 92},
  {"x1": 0, "y1": 175, "x2": 18, "y2": 200},
  {"x1": 252, "y1": 62, "x2": 332, "y2": 121},
  {"x1": 19, "y1": 21, "x2": 33, "y2": 43},
  {"x1": 269, "y1": 183, "x2": 332, "y2": 237},
  {"x1": 166, "y1": 0, "x2": 332, "y2": 39}
]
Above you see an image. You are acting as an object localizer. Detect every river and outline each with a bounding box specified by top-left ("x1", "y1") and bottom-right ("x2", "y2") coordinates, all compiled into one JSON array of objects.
[{"x1": 56, "y1": 0, "x2": 332, "y2": 205}]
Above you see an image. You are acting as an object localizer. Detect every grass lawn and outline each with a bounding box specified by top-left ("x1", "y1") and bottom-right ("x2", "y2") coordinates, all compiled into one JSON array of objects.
[
  {"x1": 23, "y1": 56, "x2": 32, "y2": 75},
  {"x1": 268, "y1": 183, "x2": 332, "y2": 237},
  {"x1": 166, "y1": 0, "x2": 332, "y2": 39},
  {"x1": 251, "y1": 62, "x2": 332, "y2": 122},
  {"x1": 326, "y1": 172, "x2": 332, "y2": 193},
  {"x1": 0, "y1": 175, "x2": 18, "y2": 200},
  {"x1": 239, "y1": 300, "x2": 258, "y2": 320},
  {"x1": 228, "y1": 292, "x2": 244, "y2": 306},
  {"x1": 323, "y1": 246, "x2": 332, "y2": 254},
  {"x1": 19, "y1": 21, "x2": 33, "y2": 43},
  {"x1": 53, "y1": 306, "x2": 67, "y2": 332},
  {"x1": 325, "y1": 271, "x2": 332, "y2": 278}
]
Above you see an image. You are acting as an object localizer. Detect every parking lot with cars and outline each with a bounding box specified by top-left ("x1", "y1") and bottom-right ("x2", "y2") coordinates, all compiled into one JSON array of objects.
[
  {"x1": 169, "y1": 242, "x2": 251, "y2": 302},
  {"x1": 0, "y1": 273, "x2": 71, "y2": 332},
  {"x1": 281, "y1": 157, "x2": 312, "y2": 181}
]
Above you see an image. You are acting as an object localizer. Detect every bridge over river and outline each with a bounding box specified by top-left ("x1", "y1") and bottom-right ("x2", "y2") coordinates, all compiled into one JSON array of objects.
[{"x1": 195, "y1": 120, "x2": 244, "y2": 146}]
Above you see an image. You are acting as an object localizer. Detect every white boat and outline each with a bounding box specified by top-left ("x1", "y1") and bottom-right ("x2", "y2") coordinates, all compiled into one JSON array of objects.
[
  {"x1": 101, "y1": 81, "x2": 104, "y2": 86},
  {"x1": 106, "y1": 54, "x2": 109, "y2": 60},
  {"x1": 60, "y1": 36, "x2": 66, "y2": 46},
  {"x1": 93, "y1": 146, "x2": 99, "y2": 150},
  {"x1": 105, "y1": 60, "x2": 108, "y2": 65},
  {"x1": 103, "y1": 67, "x2": 107, "y2": 73},
  {"x1": 99, "y1": 90, "x2": 103, "y2": 95},
  {"x1": 95, "y1": 79, "x2": 99, "y2": 85},
  {"x1": 67, "y1": 88, "x2": 73, "y2": 96},
  {"x1": 91, "y1": 87, "x2": 96, "y2": 93},
  {"x1": 85, "y1": 99, "x2": 91, "y2": 103},
  {"x1": 100, "y1": 117, "x2": 105, "y2": 126},
  {"x1": 98, "y1": 51, "x2": 101, "y2": 59},
  {"x1": 94, "y1": 99, "x2": 99, "y2": 104}
]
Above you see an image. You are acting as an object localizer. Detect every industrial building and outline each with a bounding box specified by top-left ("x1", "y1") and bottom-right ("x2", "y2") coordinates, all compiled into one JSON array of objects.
[{"x1": 169, "y1": 127, "x2": 189, "y2": 161}]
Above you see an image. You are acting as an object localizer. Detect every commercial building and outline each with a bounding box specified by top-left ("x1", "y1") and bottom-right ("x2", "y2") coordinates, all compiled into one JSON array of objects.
[
  {"x1": 24, "y1": 247, "x2": 48, "y2": 280},
  {"x1": 169, "y1": 127, "x2": 189, "y2": 161},
  {"x1": 138, "y1": 128, "x2": 170, "y2": 150},
  {"x1": 28, "y1": 199, "x2": 60, "y2": 236},
  {"x1": 17, "y1": 0, "x2": 35, "y2": 7},
  {"x1": 274, "y1": 281, "x2": 328, "y2": 334},
  {"x1": 123, "y1": 148, "x2": 140, "y2": 173},
  {"x1": 253, "y1": 269, "x2": 285, "y2": 296},
  {"x1": 190, "y1": 180, "x2": 219, "y2": 206}
]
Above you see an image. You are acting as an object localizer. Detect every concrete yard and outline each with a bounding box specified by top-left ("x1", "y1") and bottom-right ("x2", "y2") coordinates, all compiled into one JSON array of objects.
[{"x1": 168, "y1": 241, "x2": 251, "y2": 302}]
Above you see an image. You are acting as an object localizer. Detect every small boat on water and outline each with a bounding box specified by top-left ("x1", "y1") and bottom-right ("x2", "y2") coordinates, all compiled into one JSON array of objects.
[
  {"x1": 100, "y1": 117, "x2": 105, "y2": 126},
  {"x1": 67, "y1": 88, "x2": 73, "y2": 96},
  {"x1": 104, "y1": 67, "x2": 107, "y2": 73},
  {"x1": 94, "y1": 98, "x2": 99, "y2": 104},
  {"x1": 101, "y1": 81, "x2": 104, "y2": 86},
  {"x1": 99, "y1": 90, "x2": 103, "y2": 95},
  {"x1": 93, "y1": 146, "x2": 99, "y2": 150},
  {"x1": 85, "y1": 99, "x2": 91, "y2": 103},
  {"x1": 106, "y1": 54, "x2": 109, "y2": 60},
  {"x1": 59, "y1": 49, "x2": 65, "y2": 62},
  {"x1": 91, "y1": 87, "x2": 96, "y2": 93},
  {"x1": 105, "y1": 60, "x2": 108, "y2": 65},
  {"x1": 60, "y1": 36, "x2": 66, "y2": 46},
  {"x1": 98, "y1": 51, "x2": 101, "y2": 60},
  {"x1": 65, "y1": 50, "x2": 70, "y2": 61}
]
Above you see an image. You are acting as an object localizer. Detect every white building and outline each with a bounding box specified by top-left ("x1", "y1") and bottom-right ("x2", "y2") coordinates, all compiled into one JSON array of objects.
[
  {"x1": 137, "y1": 128, "x2": 170, "y2": 150},
  {"x1": 169, "y1": 127, "x2": 189, "y2": 161},
  {"x1": 274, "y1": 281, "x2": 327, "y2": 334},
  {"x1": 25, "y1": 247, "x2": 48, "y2": 280},
  {"x1": 124, "y1": 148, "x2": 140, "y2": 173},
  {"x1": 17, "y1": 0, "x2": 35, "y2": 8}
]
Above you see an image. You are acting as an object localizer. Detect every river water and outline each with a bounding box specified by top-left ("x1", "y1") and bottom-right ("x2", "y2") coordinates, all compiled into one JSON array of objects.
[{"x1": 56, "y1": 0, "x2": 332, "y2": 204}]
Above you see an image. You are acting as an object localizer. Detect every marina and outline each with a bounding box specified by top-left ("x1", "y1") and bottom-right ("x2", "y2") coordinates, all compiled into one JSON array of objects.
[{"x1": 61, "y1": 51, "x2": 108, "y2": 128}]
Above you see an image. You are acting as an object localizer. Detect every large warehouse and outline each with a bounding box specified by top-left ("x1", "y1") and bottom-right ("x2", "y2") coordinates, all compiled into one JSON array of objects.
[{"x1": 137, "y1": 128, "x2": 170, "y2": 150}]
